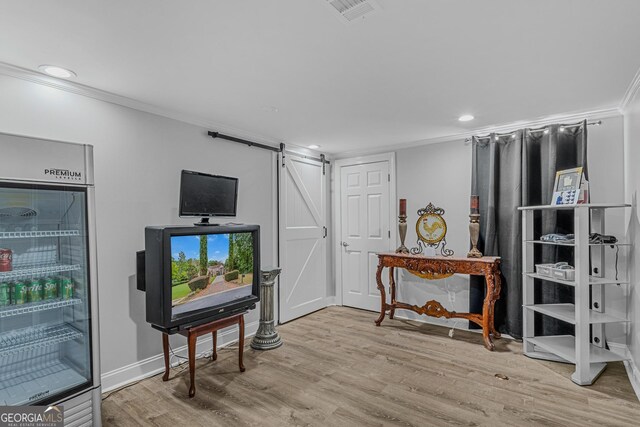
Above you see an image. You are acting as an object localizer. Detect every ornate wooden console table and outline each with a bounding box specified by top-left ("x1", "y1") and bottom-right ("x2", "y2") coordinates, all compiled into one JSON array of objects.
[{"x1": 375, "y1": 253, "x2": 502, "y2": 351}]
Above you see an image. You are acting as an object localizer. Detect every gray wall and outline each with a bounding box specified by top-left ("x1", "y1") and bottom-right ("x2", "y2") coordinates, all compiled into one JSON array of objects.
[
  {"x1": 624, "y1": 91, "x2": 640, "y2": 379},
  {"x1": 395, "y1": 139, "x2": 472, "y2": 327},
  {"x1": 0, "y1": 74, "x2": 277, "y2": 379},
  {"x1": 394, "y1": 115, "x2": 628, "y2": 343}
]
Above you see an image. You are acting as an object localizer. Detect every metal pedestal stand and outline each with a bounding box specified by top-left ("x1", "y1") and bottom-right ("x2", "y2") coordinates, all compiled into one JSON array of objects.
[{"x1": 250, "y1": 267, "x2": 283, "y2": 350}]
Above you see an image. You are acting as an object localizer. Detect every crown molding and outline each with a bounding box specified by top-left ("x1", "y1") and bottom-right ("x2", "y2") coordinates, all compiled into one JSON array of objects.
[
  {"x1": 620, "y1": 65, "x2": 640, "y2": 111},
  {"x1": 0, "y1": 61, "x2": 626, "y2": 158},
  {"x1": 334, "y1": 106, "x2": 622, "y2": 159},
  {"x1": 0, "y1": 61, "x2": 283, "y2": 148}
]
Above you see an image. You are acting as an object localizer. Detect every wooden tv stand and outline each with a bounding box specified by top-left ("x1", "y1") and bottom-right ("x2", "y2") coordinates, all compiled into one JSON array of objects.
[{"x1": 162, "y1": 312, "x2": 246, "y2": 397}]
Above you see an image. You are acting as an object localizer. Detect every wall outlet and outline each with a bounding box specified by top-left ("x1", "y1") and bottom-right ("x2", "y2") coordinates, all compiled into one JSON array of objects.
[{"x1": 448, "y1": 291, "x2": 455, "y2": 303}]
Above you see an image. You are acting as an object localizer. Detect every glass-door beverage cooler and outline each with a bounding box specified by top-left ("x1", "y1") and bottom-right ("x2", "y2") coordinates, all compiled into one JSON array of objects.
[{"x1": 0, "y1": 133, "x2": 101, "y2": 426}]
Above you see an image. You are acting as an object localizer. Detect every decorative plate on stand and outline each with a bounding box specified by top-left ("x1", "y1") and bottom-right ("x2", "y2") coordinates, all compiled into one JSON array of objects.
[{"x1": 409, "y1": 203, "x2": 454, "y2": 279}]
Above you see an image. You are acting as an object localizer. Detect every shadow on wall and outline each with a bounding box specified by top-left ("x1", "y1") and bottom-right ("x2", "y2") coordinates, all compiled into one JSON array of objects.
[
  {"x1": 625, "y1": 192, "x2": 639, "y2": 355},
  {"x1": 128, "y1": 274, "x2": 162, "y2": 361}
]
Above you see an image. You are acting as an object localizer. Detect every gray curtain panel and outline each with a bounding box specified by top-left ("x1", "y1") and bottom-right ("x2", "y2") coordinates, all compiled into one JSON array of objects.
[{"x1": 469, "y1": 120, "x2": 588, "y2": 339}]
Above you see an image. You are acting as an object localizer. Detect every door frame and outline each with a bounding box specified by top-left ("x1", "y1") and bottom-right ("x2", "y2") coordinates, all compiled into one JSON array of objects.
[{"x1": 332, "y1": 152, "x2": 397, "y2": 307}]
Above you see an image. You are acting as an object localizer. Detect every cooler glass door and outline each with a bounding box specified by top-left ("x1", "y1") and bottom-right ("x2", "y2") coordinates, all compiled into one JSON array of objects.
[{"x1": 0, "y1": 183, "x2": 93, "y2": 405}]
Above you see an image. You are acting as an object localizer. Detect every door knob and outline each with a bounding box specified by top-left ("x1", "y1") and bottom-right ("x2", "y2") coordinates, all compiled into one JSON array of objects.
[{"x1": 342, "y1": 242, "x2": 349, "y2": 247}]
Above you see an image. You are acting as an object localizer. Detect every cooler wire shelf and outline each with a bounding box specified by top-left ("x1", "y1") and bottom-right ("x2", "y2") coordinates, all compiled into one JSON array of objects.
[
  {"x1": 0, "y1": 360, "x2": 88, "y2": 406},
  {"x1": 0, "y1": 298, "x2": 81, "y2": 318},
  {"x1": 0, "y1": 230, "x2": 80, "y2": 240},
  {"x1": 0, "y1": 324, "x2": 83, "y2": 358},
  {"x1": 0, "y1": 264, "x2": 81, "y2": 281}
]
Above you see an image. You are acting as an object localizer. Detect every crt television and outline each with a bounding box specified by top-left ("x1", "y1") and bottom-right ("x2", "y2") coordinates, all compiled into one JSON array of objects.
[
  {"x1": 144, "y1": 224, "x2": 260, "y2": 333},
  {"x1": 179, "y1": 170, "x2": 238, "y2": 220}
]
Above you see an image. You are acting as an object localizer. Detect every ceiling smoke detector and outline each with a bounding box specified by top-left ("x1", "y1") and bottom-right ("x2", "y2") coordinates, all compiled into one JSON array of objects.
[{"x1": 325, "y1": 0, "x2": 379, "y2": 22}]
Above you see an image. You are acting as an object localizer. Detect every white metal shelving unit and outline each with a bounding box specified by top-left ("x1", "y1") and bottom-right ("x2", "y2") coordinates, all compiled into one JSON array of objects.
[{"x1": 519, "y1": 203, "x2": 631, "y2": 385}]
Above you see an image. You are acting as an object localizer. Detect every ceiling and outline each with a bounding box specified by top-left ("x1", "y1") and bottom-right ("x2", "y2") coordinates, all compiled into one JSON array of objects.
[{"x1": 1, "y1": 0, "x2": 640, "y2": 154}]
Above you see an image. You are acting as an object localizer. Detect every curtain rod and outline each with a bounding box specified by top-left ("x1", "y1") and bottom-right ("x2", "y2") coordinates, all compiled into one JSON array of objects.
[
  {"x1": 465, "y1": 120, "x2": 602, "y2": 143},
  {"x1": 208, "y1": 131, "x2": 330, "y2": 165}
]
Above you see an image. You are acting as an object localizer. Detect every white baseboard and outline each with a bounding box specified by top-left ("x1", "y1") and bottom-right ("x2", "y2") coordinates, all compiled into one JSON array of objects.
[
  {"x1": 391, "y1": 312, "x2": 519, "y2": 340},
  {"x1": 325, "y1": 296, "x2": 338, "y2": 306},
  {"x1": 101, "y1": 321, "x2": 259, "y2": 393},
  {"x1": 327, "y1": 303, "x2": 470, "y2": 330},
  {"x1": 625, "y1": 359, "x2": 640, "y2": 403},
  {"x1": 608, "y1": 342, "x2": 640, "y2": 402},
  {"x1": 392, "y1": 311, "x2": 470, "y2": 330}
]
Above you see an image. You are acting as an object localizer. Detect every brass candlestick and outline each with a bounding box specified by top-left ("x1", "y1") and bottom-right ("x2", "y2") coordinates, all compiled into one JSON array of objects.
[
  {"x1": 396, "y1": 214, "x2": 409, "y2": 253},
  {"x1": 467, "y1": 213, "x2": 482, "y2": 258}
]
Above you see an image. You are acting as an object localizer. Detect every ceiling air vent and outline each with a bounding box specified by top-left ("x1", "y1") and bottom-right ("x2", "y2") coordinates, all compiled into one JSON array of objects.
[{"x1": 326, "y1": 0, "x2": 379, "y2": 22}]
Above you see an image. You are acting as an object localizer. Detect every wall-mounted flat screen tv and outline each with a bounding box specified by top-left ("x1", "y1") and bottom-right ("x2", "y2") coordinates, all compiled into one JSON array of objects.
[
  {"x1": 179, "y1": 170, "x2": 238, "y2": 218},
  {"x1": 144, "y1": 224, "x2": 260, "y2": 332}
]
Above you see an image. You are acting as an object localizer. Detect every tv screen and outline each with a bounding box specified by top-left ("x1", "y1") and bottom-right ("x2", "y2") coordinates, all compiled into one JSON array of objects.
[
  {"x1": 143, "y1": 224, "x2": 260, "y2": 332},
  {"x1": 179, "y1": 170, "x2": 238, "y2": 217},
  {"x1": 170, "y1": 231, "x2": 254, "y2": 318}
]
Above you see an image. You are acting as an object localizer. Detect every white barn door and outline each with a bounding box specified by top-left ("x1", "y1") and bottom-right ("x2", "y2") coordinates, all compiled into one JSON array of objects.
[{"x1": 279, "y1": 153, "x2": 327, "y2": 323}]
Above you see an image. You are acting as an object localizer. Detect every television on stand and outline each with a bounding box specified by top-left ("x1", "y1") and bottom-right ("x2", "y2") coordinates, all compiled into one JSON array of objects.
[
  {"x1": 138, "y1": 169, "x2": 256, "y2": 332},
  {"x1": 179, "y1": 170, "x2": 238, "y2": 226},
  {"x1": 142, "y1": 224, "x2": 260, "y2": 333}
]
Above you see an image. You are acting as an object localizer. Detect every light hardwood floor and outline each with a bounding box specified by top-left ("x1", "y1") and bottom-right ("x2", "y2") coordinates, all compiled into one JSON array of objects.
[{"x1": 102, "y1": 307, "x2": 640, "y2": 426}]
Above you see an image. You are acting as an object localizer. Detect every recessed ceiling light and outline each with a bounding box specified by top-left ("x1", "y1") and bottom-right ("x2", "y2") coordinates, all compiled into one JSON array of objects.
[
  {"x1": 38, "y1": 65, "x2": 76, "y2": 79},
  {"x1": 308, "y1": 144, "x2": 320, "y2": 149},
  {"x1": 458, "y1": 114, "x2": 474, "y2": 122}
]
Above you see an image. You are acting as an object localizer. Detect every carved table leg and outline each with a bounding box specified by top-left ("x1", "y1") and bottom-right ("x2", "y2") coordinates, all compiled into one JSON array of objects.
[
  {"x1": 212, "y1": 330, "x2": 218, "y2": 361},
  {"x1": 389, "y1": 267, "x2": 396, "y2": 320},
  {"x1": 188, "y1": 331, "x2": 197, "y2": 398},
  {"x1": 162, "y1": 333, "x2": 170, "y2": 382},
  {"x1": 482, "y1": 272, "x2": 496, "y2": 351},
  {"x1": 490, "y1": 272, "x2": 502, "y2": 339},
  {"x1": 238, "y1": 315, "x2": 246, "y2": 372},
  {"x1": 375, "y1": 263, "x2": 386, "y2": 326}
]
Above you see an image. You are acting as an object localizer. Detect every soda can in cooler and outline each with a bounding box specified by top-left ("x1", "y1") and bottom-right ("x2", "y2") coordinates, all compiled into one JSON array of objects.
[
  {"x1": 0, "y1": 248, "x2": 12, "y2": 272},
  {"x1": 0, "y1": 281, "x2": 10, "y2": 306},
  {"x1": 12, "y1": 280, "x2": 27, "y2": 305},
  {"x1": 61, "y1": 277, "x2": 73, "y2": 300},
  {"x1": 27, "y1": 278, "x2": 43, "y2": 303},
  {"x1": 43, "y1": 277, "x2": 58, "y2": 300}
]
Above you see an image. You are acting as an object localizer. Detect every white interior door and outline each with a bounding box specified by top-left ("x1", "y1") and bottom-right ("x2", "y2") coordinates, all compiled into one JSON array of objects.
[
  {"x1": 340, "y1": 160, "x2": 391, "y2": 311},
  {"x1": 279, "y1": 154, "x2": 327, "y2": 323}
]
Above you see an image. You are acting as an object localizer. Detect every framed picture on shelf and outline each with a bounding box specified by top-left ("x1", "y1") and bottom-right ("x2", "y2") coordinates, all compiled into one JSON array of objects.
[{"x1": 551, "y1": 167, "x2": 586, "y2": 206}]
